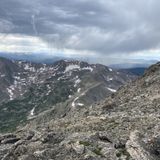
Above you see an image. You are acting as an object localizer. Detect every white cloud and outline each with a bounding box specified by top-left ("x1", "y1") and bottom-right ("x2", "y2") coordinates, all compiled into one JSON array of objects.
[
  {"x1": 0, "y1": 34, "x2": 96, "y2": 58},
  {"x1": 0, "y1": 34, "x2": 49, "y2": 53}
]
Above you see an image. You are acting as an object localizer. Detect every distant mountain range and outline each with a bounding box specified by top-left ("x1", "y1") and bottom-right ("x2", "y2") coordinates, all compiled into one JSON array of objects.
[
  {"x1": 119, "y1": 67, "x2": 147, "y2": 76},
  {"x1": 0, "y1": 52, "x2": 64, "y2": 64},
  {"x1": 110, "y1": 60, "x2": 159, "y2": 69},
  {"x1": 0, "y1": 52, "x2": 159, "y2": 68}
]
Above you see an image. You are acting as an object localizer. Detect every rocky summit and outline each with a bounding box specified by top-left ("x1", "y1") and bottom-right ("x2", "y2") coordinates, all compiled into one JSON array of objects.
[{"x1": 1, "y1": 59, "x2": 160, "y2": 160}]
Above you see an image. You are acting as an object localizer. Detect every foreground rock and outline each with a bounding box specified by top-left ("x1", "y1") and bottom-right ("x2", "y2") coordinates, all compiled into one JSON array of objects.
[{"x1": 126, "y1": 131, "x2": 159, "y2": 160}]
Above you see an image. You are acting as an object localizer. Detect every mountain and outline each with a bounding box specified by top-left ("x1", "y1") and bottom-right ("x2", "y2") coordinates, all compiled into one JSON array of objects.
[
  {"x1": 0, "y1": 57, "x2": 21, "y2": 103},
  {"x1": 0, "y1": 57, "x2": 136, "y2": 132},
  {"x1": 119, "y1": 67, "x2": 147, "y2": 76},
  {"x1": 109, "y1": 59, "x2": 159, "y2": 69},
  {"x1": 0, "y1": 61, "x2": 160, "y2": 159},
  {"x1": 0, "y1": 52, "x2": 64, "y2": 63}
]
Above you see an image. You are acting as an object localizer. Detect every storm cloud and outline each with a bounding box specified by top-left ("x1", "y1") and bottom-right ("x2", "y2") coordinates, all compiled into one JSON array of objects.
[{"x1": 0, "y1": 0, "x2": 160, "y2": 57}]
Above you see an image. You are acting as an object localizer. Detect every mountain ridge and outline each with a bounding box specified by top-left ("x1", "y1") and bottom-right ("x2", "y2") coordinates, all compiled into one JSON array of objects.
[
  {"x1": 0, "y1": 61, "x2": 159, "y2": 159},
  {"x1": 0, "y1": 57, "x2": 136, "y2": 133}
]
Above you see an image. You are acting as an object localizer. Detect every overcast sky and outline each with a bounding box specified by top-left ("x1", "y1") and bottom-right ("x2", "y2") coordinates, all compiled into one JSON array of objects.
[{"x1": 0, "y1": 0, "x2": 160, "y2": 64}]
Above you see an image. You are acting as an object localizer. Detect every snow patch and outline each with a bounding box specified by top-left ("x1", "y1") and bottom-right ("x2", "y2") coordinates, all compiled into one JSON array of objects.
[
  {"x1": 30, "y1": 107, "x2": 35, "y2": 116},
  {"x1": 107, "y1": 87, "x2": 116, "y2": 92},
  {"x1": 14, "y1": 76, "x2": 20, "y2": 80},
  {"x1": 46, "y1": 90, "x2": 51, "y2": 96},
  {"x1": 77, "y1": 103, "x2": 84, "y2": 106},
  {"x1": 0, "y1": 74, "x2": 5, "y2": 78},
  {"x1": 109, "y1": 78, "x2": 113, "y2": 81},
  {"x1": 24, "y1": 64, "x2": 30, "y2": 70},
  {"x1": 69, "y1": 95, "x2": 72, "y2": 98},
  {"x1": 24, "y1": 63, "x2": 36, "y2": 72},
  {"x1": 77, "y1": 88, "x2": 81, "y2": 93},
  {"x1": 109, "y1": 68, "x2": 113, "y2": 72},
  {"x1": 7, "y1": 86, "x2": 14, "y2": 100},
  {"x1": 71, "y1": 92, "x2": 85, "y2": 108},
  {"x1": 65, "y1": 65, "x2": 80, "y2": 72},
  {"x1": 74, "y1": 78, "x2": 81, "y2": 87},
  {"x1": 82, "y1": 67, "x2": 93, "y2": 72},
  {"x1": 72, "y1": 97, "x2": 79, "y2": 108}
]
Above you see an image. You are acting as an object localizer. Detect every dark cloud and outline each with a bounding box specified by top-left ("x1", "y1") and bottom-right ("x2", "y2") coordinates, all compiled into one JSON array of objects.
[{"x1": 0, "y1": 0, "x2": 160, "y2": 55}]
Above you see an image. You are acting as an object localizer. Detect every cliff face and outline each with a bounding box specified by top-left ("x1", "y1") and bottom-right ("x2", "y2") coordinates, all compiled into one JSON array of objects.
[{"x1": 0, "y1": 62, "x2": 160, "y2": 160}]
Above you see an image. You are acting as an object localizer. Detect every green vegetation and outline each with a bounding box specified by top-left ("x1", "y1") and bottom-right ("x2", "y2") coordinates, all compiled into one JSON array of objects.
[
  {"x1": 0, "y1": 79, "x2": 76, "y2": 133},
  {"x1": 92, "y1": 147, "x2": 103, "y2": 156},
  {"x1": 79, "y1": 141, "x2": 91, "y2": 146}
]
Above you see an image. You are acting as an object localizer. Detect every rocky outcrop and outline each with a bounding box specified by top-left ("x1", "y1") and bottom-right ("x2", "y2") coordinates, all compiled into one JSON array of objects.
[
  {"x1": 126, "y1": 130, "x2": 160, "y2": 160},
  {"x1": 126, "y1": 131, "x2": 155, "y2": 160}
]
